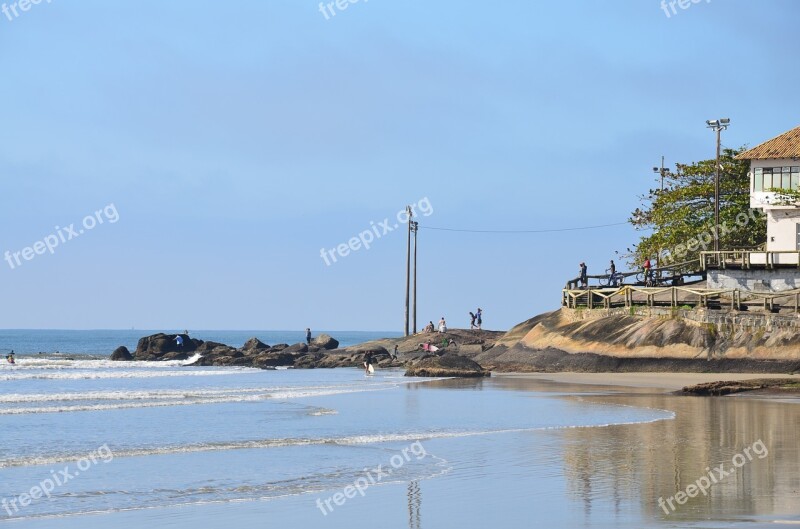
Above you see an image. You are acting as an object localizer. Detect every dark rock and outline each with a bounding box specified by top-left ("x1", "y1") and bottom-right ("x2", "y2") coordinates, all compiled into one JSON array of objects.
[
  {"x1": 110, "y1": 346, "x2": 133, "y2": 361},
  {"x1": 252, "y1": 351, "x2": 296, "y2": 368},
  {"x1": 294, "y1": 353, "x2": 325, "y2": 369},
  {"x1": 405, "y1": 354, "x2": 489, "y2": 378},
  {"x1": 242, "y1": 337, "x2": 269, "y2": 352},
  {"x1": 161, "y1": 351, "x2": 189, "y2": 361},
  {"x1": 134, "y1": 333, "x2": 201, "y2": 360},
  {"x1": 270, "y1": 344, "x2": 289, "y2": 352},
  {"x1": 283, "y1": 343, "x2": 309, "y2": 354},
  {"x1": 196, "y1": 341, "x2": 228, "y2": 353},
  {"x1": 313, "y1": 334, "x2": 339, "y2": 350},
  {"x1": 354, "y1": 345, "x2": 390, "y2": 357}
]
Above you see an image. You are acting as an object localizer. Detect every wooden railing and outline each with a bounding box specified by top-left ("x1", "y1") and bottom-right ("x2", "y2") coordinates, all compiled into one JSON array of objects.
[
  {"x1": 564, "y1": 259, "x2": 702, "y2": 290},
  {"x1": 701, "y1": 250, "x2": 800, "y2": 270},
  {"x1": 562, "y1": 285, "x2": 738, "y2": 310},
  {"x1": 562, "y1": 285, "x2": 800, "y2": 312}
]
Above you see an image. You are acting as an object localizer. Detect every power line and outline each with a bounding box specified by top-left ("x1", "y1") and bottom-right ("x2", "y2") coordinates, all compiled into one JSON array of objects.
[{"x1": 419, "y1": 221, "x2": 630, "y2": 234}]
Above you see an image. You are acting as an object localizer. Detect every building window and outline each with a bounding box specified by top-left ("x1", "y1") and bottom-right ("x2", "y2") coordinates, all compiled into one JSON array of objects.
[{"x1": 754, "y1": 166, "x2": 800, "y2": 192}]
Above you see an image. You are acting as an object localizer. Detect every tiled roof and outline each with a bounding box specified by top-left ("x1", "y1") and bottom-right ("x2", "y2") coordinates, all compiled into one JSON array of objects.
[{"x1": 737, "y1": 126, "x2": 800, "y2": 160}]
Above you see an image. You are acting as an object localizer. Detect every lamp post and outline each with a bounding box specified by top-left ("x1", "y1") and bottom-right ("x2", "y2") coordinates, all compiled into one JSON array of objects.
[
  {"x1": 652, "y1": 156, "x2": 669, "y2": 267},
  {"x1": 706, "y1": 118, "x2": 730, "y2": 252}
]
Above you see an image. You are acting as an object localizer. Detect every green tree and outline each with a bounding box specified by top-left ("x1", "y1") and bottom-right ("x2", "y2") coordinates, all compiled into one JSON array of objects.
[{"x1": 628, "y1": 147, "x2": 765, "y2": 269}]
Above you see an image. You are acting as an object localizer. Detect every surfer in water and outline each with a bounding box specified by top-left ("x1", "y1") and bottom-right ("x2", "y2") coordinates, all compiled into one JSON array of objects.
[
  {"x1": 363, "y1": 351, "x2": 374, "y2": 375},
  {"x1": 6, "y1": 351, "x2": 15, "y2": 364}
]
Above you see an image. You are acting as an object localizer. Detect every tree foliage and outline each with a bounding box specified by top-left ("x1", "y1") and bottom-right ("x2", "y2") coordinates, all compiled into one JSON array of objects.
[{"x1": 628, "y1": 147, "x2": 766, "y2": 269}]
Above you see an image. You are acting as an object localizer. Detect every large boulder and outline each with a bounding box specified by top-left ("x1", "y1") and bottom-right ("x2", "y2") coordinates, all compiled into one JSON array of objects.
[
  {"x1": 313, "y1": 334, "x2": 339, "y2": 350},
  {"x1": 283, "y1": 343, "x2": 309, "y2": 354},
  {"x1": 110, "y1": 346, "x2": 133, "y2": 361},
  {"x1": 242, "y1": 337, "x2": 269, "y2": 353},
  {"x1": 252, "y1": 351, "x2": 296, "y2": 368},
  {"x1": 134, "y1": 333, "x2": 201, "y2": 360},
  {"x1": 405, "y1": 354, "x2": 490, "y2": 378}
]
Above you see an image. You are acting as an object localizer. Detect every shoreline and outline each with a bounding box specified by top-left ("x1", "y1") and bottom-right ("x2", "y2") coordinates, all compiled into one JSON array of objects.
[{"x1": 493, "y1": 371, "x2": 800, "y2": 392}]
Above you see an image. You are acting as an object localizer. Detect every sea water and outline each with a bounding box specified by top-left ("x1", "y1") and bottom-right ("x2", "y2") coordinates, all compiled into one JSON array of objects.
[{"x1": 0, "y1": 331, "x2": 680, "y2": 528}]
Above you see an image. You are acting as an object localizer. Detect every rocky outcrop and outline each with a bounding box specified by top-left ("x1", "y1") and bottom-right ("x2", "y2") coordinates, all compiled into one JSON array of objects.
[
  {"x1": 683, "y1": 378, "x2": 800, "y2": 396},
  {"x1": 405, "y1": 354, "x2": 490, "y2": 378},
  {"x1": 469, "y1": 308, "x2": 800, "y2": 373},
  {"x1": 134, "y1": 333, "x2": 200, "y2": 361},
  {"x1": 110, "y1": 346, "x2": 133, "y2": 361},
  {"x1": 121, "y1": 330, "x2": 505, "y2": 372},
  {"x1": 242, "y1": 337, "x2": 269, "y2": 352},
  {"x1": 313, "y1": 334, "x2": 339, "y2": 350}
]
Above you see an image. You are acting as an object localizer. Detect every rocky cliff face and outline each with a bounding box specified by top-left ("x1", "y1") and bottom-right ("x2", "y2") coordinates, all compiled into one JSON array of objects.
[{"x1": 469, "y1": 309, "x2": 800, "y2": 373}]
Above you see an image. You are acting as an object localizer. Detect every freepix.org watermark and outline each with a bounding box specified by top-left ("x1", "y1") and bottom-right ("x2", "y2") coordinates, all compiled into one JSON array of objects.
[
  {"x1": 318, "y1": 0, "x2": 367, "y2": 21},
  {"x1": 660, "y1": 0, "x2": 710, "y2": 19},
  {"x1": 2, "y1": 0, "x2": 53, "y2": 22},
  {"x1": 319, "y1": 197, "x2": 432, "y2": 267},
  {"x1": 316, "y1": 441, "x2": 428, "y2": 516},
  {"x1": 4, "y1": 203, "x2": 120, "y2": 271},
  {"x1": 2, "y1": 444, "x2": 114, "y2": 518},
  {"x1": 658, "y1": 439, "x2": 768, "y2": 515}
]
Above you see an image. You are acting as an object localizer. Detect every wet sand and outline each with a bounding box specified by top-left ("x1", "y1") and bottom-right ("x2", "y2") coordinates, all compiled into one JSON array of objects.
[
  {"x1": 500, "y1": 371, "x2": 800, "y2": 390},
  {"x1": 8, "y1": 372, "x2": 799, "y2": 529}
]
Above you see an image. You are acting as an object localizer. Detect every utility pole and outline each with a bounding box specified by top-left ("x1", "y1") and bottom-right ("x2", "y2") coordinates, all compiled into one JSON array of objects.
[
  {"x1": 706, "y1": 119, "x2": 730, "y2": 253},
  {"x1": 412, "y1": 221, "x2": 418, "y2": 334},
  {"x1": 404, "y1": 206, "x2": 412, "y2": 337}
]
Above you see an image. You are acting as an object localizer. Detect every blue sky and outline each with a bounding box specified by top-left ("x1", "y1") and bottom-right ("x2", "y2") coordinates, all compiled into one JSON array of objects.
[{"x1": 0, "y1": 0, "x2": 798, "y2": 331}]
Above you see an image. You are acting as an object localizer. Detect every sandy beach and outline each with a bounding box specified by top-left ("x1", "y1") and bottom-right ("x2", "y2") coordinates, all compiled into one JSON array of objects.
[{"x1": 499, "y1": 371, "x2": 800, "y2": 390}]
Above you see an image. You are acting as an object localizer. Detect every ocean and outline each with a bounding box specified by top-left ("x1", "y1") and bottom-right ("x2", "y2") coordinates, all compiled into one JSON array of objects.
[{"x1": 0, "y1": 331, "x2": 796, "y2": 528}]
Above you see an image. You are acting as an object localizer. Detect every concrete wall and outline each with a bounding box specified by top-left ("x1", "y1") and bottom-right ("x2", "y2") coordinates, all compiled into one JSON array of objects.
[
  {"x1": 766, "y1": 209, "x2": 800, "y2": 252},
  {"x1": 708, "y1": 268, "x2": 800, "y2": 291}
]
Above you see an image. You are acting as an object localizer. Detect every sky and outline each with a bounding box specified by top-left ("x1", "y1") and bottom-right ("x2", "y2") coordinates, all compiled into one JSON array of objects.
[{"x1": 0, "y1": 0, "x2": 798, "y2": 331}]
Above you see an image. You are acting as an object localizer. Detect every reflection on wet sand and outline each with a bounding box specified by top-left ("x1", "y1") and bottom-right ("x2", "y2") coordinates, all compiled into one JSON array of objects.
[
  {"x1": 489, "y1": 376, "x2": 800, "y2": 525},
  {"x1": 561, "y1": 392, "x2": 799, "y2": 523}
]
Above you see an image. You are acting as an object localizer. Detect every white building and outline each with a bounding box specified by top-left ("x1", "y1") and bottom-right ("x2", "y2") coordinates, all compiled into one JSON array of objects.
[
  {"x1": 706, "y1": 126, "x2": 800, "y2": 292},
  {"x1": 738, "y1": 125, "x2": 800, "y2": 252}
]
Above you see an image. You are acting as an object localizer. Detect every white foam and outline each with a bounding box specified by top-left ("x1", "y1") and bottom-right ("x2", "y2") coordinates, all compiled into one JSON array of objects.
[{"x1": 0, "y1": 384, "x2": 397, "y2": 414}]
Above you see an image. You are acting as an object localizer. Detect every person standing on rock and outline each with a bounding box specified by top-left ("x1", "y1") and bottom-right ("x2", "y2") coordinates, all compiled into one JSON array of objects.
[
  {"x1": 393, "y1": 344, "x2": 399, "y2": 359},
  {"x1": 175, "y1": 335, "x2": 184, "y2": 348},
  {"x1": 469, "y1": 312, "x2": 476, "y2": 330},
  {"x1": 438, "y1": 317, "x2": 447, "y2": 333},
  {"x1": 476, "y1": 308, "x2": 482, "y2": 330},
  {"x1": 306, "y1": 328, "x2": 312, "y2": 345}
]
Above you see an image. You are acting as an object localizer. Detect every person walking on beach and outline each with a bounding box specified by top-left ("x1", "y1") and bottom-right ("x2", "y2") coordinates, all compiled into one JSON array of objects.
[
  {"x1": 392, "y1": 344, "x2": 399, "y2": 360},
  {"x1": 476, "y1": 308, "x2": 482, "y2": 330},
  {"x1": 438, "y1": 317, "x2": 447, "y2": 333},
  {"x1": 363, "y1": 351, "x2": 374, "y2": 375},
  {"x1": 306, "y1": 328, "x2": 312, "y2": 345}
]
